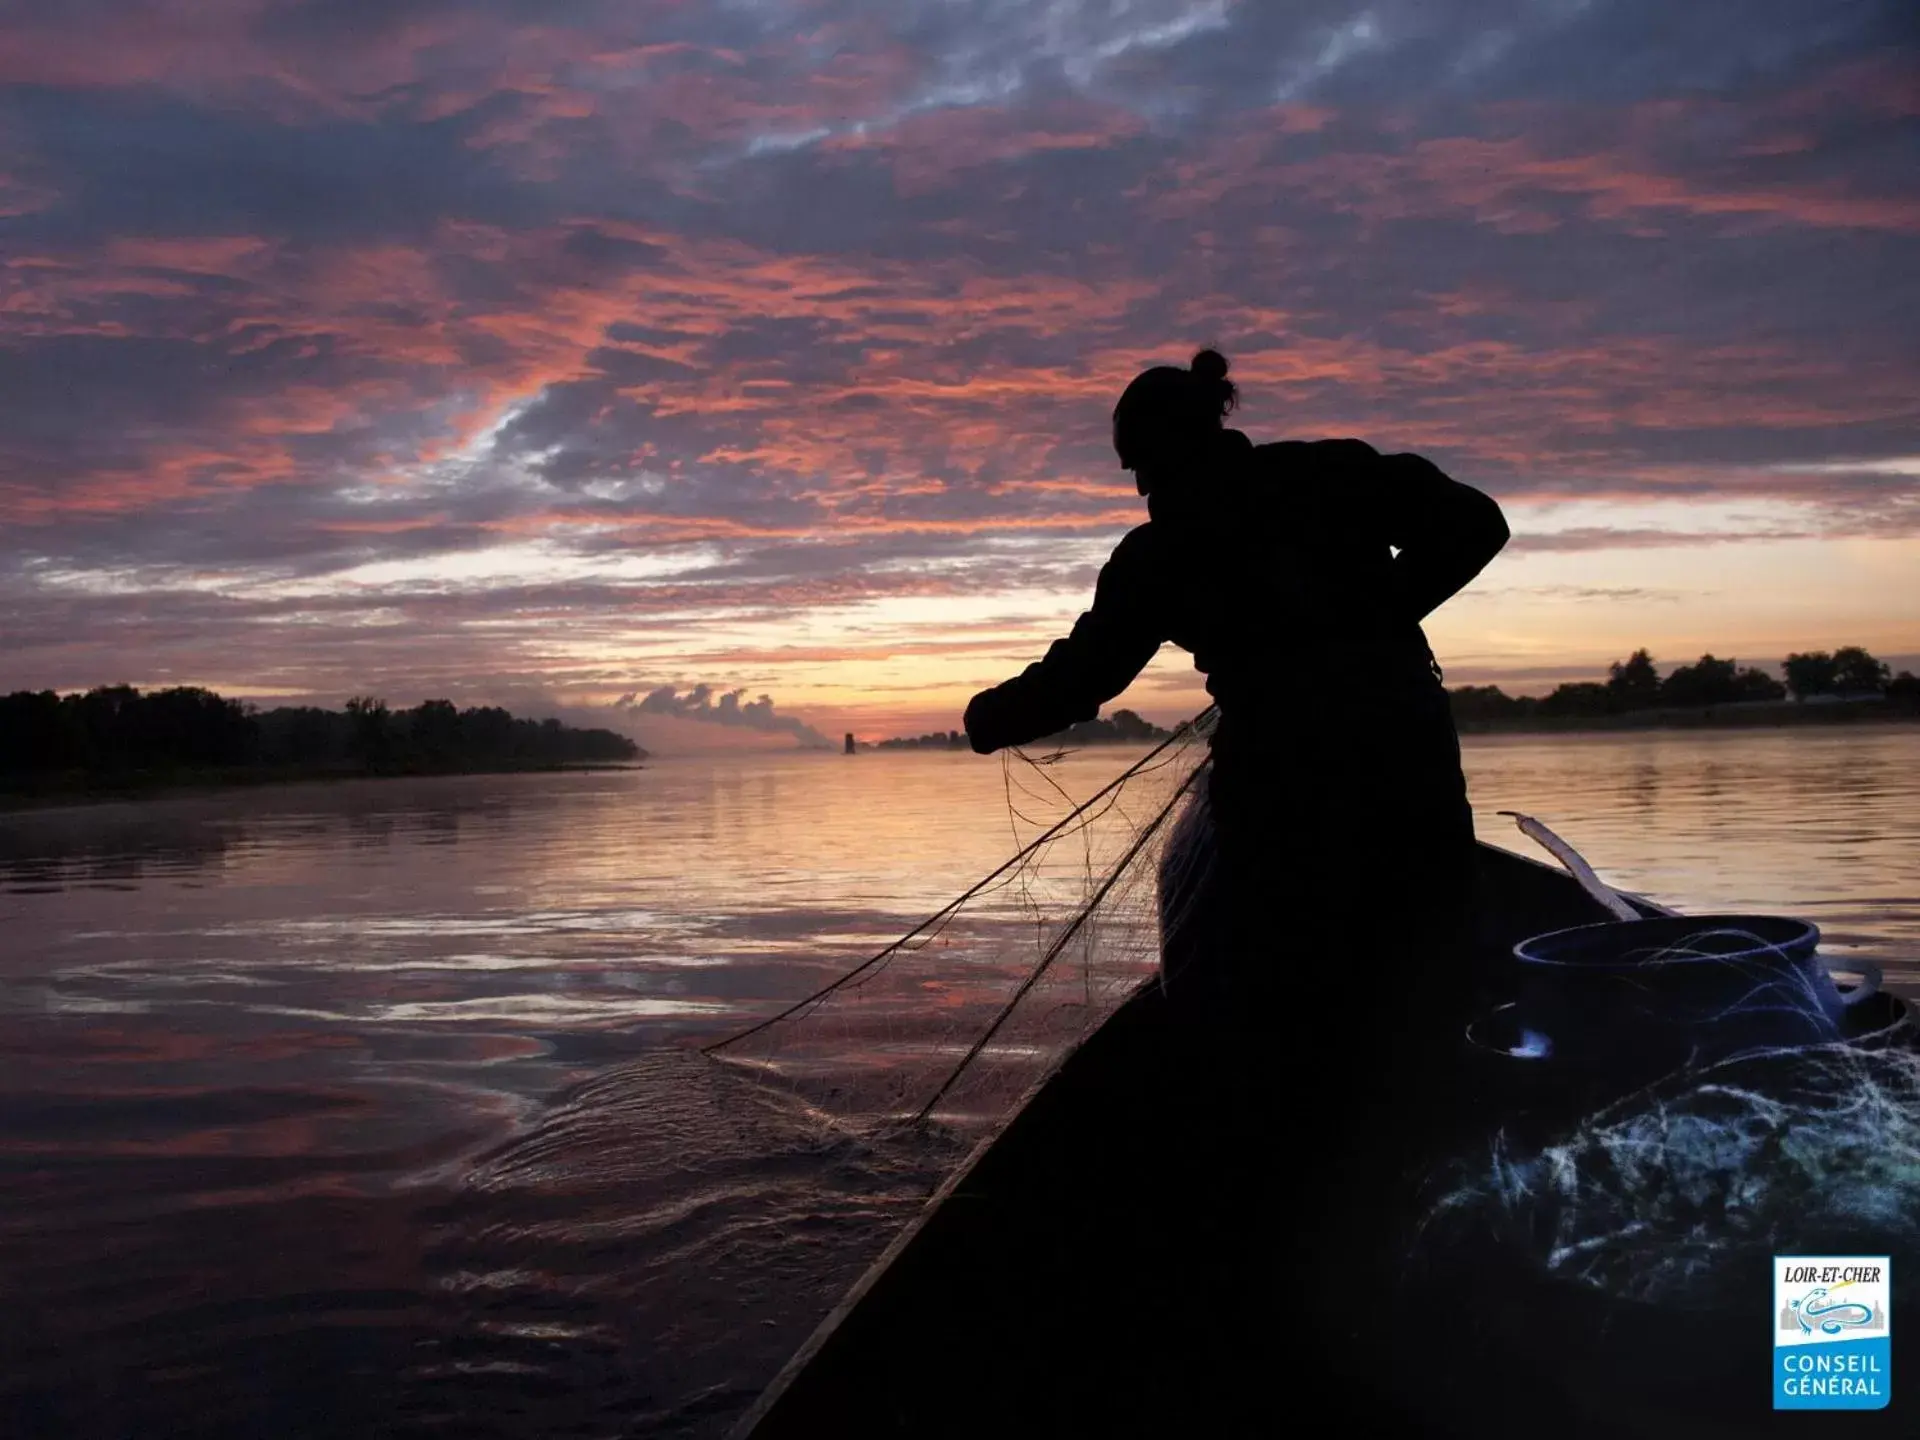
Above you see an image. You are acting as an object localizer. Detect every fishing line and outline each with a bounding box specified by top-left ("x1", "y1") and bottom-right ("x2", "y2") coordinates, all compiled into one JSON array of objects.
[
  {"x1": 910, "y1": 751, "x2": 1209, "y2": 1124},
  {"x1": 702, "y1": 706, "x2": 1218, "y2": 1056}
]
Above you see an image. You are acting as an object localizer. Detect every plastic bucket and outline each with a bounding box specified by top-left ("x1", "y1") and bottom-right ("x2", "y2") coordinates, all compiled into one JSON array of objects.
[{"x1": 1466, "y1": 915, "x2": 1880, "y2": 1112}]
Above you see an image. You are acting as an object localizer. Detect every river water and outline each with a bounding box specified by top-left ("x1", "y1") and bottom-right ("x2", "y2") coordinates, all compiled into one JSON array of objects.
[{"x1": 2, "y1": 726, "x2": 1915, "y2": 1437}]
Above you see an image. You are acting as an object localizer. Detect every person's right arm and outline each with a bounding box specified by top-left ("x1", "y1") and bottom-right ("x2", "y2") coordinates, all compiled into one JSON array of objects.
[{"x1": 963, "y1": 528, "x2": 1163, "y2": 754}]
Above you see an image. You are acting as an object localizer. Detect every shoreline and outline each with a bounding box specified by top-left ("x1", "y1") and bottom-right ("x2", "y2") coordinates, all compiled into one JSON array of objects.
[
  {"x1": 1453, "y1": 704, "x2": 1919, "y2": 736},
  {"x1": 0, "y1": 760, "x2": 646, "y2": 813},
  {"x1": 7, "y1": 709, "x2": 1914, "y2": 811},
  {"x1": 867, "y1": 706, "x2": 1920, "y2": 747}
]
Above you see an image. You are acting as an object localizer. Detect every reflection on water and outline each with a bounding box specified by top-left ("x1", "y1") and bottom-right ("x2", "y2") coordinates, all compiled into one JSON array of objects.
[{"x1": 0, "y1": 730, "x2": 1915, "y2": 1436}]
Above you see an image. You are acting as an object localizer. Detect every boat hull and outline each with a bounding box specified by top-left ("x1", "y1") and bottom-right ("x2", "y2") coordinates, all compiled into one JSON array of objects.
[{"x1": 733, "y1": 831, "x2": 1911, "y2": 1439}]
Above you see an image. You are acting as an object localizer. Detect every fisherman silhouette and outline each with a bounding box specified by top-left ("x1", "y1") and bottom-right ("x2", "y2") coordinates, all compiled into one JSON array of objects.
[
  {"x1": 964, "y1": 348, "x2": 1508, "y2": 998},
  {"x1": 962, "y1": 349, "x2": 1510, "y2": 1426}
]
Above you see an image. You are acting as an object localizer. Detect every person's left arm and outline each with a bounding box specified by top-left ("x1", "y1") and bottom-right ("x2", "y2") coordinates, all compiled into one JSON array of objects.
[
  {"x1": 1370, "y1": 449, "x2": 1510, "y2": 623},
  {"x1": 964, "y1": 530, "x2": 1163, "y2": 754}
]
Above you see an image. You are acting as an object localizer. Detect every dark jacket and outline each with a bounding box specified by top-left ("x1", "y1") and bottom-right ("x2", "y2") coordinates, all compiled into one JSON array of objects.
[{"x1": 963, "y1": 430, "x2": 1509, "y2": 804}]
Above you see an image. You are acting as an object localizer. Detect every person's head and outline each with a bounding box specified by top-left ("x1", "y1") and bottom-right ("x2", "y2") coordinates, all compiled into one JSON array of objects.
[{"x1": 1112, "y1": 348, "x2": 1238, "y2": 501}]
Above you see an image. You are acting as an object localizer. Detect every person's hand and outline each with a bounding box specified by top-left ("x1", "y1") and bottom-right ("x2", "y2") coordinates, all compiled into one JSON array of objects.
[{"x1": 963, "y1": 689, "x2": 1003, "y2": 754}]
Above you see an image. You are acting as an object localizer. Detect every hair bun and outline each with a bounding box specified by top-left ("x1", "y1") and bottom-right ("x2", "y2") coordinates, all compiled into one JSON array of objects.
[
  {"x1": 1190, "y1": 348, "x2": 1230, "y2": 383},
  {"x1": 1188, "y1": 348, "x2": 1237, "y2": 417}
]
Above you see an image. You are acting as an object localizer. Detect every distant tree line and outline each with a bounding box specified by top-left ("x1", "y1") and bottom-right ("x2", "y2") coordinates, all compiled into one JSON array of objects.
[
  {"x1": 1450, "y1": 645, "x2": 1918, "y2": 725},
  {"x1": 873, "y1": 728, "x2": 970, "y2": 751},
  {"x1": 1, "y1": 685, "x2": 642, "y2": 785},
  {"x1": 1038, "y1": 709, "x2": 1172, "y2": 746},
  {"x1": 871, "y1": 707, "x2": 1172, "y2": 751}
]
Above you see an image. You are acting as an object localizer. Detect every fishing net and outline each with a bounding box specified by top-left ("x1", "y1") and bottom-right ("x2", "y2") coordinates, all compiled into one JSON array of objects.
[
  {"x1": 1421, "y1": 1040, "x2": 1920, "y2": 1311},
  {"x1": 701, "y1": 706, "x2": 1221, "y2": 1141}
]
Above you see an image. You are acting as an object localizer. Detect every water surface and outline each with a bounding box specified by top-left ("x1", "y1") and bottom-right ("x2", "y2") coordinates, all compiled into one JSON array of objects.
[{"x1": 2, "y1": 727, "x2": 1914, "y2": 1436}]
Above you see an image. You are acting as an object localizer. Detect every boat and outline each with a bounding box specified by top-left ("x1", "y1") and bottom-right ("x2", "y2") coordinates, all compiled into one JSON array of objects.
[{"x1": 729, "y1": 796, "x2": 1913, "y2": 1439}]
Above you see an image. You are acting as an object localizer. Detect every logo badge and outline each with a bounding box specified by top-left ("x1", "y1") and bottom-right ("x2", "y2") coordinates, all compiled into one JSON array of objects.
[{"x1": 1775, "y1": 1255, "x2": 1891, "y2": 1410}]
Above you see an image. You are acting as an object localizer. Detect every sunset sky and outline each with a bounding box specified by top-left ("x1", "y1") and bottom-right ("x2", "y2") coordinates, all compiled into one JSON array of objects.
[{"x1": 3, "y1": 1, "x2": 1916, "y2": 747}]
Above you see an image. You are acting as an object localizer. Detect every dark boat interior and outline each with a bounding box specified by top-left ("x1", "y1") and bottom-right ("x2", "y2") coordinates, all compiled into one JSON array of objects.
[{"x1": 735, "y1": 841, "x2": 1912, "y2": 1439}]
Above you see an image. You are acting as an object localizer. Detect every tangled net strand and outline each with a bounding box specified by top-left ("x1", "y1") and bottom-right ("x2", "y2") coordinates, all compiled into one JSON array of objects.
[{"x1": 1427, "y1": 1041, "x2": 1920, "y2": 1307}]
